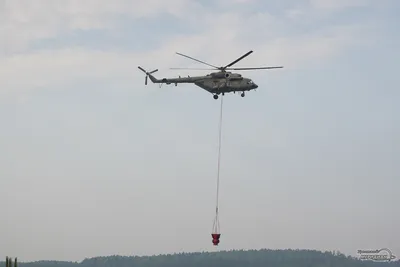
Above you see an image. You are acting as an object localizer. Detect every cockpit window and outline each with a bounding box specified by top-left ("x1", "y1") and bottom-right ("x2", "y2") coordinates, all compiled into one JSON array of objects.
[{"x1": 248, "y1": 80, "x2": 253, "y2": 84}]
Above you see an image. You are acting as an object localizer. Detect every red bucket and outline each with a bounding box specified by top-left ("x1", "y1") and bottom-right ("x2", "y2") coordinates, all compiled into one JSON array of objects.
[{"x1": 211, "y1": 233, "x2": 221, "y2": 246}]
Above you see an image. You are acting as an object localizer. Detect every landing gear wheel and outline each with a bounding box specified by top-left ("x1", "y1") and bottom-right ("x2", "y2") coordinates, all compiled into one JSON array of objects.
[
  {"x1": 213, "y1": 94, "x2": 219, "y2": 100},
  {"x1": 241, "y1": 92, "x2": 245, "y2": 97}
]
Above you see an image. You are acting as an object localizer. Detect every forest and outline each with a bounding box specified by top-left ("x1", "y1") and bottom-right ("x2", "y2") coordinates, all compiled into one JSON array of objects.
[{"x1": 2, "y1": 249, "x2": 399, "y2": 267}]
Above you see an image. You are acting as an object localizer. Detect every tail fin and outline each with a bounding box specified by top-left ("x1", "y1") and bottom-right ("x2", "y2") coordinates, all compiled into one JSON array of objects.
[{"x1": 138, "y1": 66, "x2": 159, "y2": 85}]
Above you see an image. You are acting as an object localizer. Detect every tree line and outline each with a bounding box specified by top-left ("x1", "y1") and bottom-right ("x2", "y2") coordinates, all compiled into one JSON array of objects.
[{"x1": 2, "y1": 249, "x2": 399, "y2": 267}]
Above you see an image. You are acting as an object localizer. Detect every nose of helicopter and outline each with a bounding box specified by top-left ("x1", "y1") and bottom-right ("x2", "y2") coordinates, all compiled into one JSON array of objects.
[{"x1": 253, "y1": 84, "x2": 258, "y2": 89}]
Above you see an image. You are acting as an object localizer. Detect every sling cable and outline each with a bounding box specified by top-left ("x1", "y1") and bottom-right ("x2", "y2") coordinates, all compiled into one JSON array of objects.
[{"x1": 212, "y1": 94, "x2": 224, "y2": 246}]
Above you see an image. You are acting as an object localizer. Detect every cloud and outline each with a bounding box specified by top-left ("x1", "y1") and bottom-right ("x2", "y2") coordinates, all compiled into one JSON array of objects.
[
  {"x1": 0, "y1": 0, "x2": 377, "y2": 95},
  {"x1": 309, "y1": 0, "x2": 370, "y2": 10},
  {"x1": 285, "y1": 0, "x2": 373, "y2": 25},
  {"x1": 1, "y1": 0, "x2": 203, "y2": 54}
]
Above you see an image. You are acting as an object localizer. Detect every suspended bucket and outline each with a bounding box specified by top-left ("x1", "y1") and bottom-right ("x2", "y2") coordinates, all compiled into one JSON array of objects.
[{"x1": 211, "y1": 233, "x2": 221, "y2": 246}]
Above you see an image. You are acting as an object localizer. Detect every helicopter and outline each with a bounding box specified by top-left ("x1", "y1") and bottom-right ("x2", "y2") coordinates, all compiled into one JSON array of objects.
[{"x1": 138, "y1": 50, "x2": 283, "y2": 99}]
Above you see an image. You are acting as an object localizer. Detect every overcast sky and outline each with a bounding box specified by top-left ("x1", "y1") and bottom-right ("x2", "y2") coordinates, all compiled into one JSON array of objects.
[{"x1": 1, "y1": 0, "x2": 399, "y2": 263}]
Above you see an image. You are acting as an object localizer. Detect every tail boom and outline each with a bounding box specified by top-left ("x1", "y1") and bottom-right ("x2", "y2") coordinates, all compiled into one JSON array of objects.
[{"x1": 138, "y1": 66, "x2": 202, "y2": 86}]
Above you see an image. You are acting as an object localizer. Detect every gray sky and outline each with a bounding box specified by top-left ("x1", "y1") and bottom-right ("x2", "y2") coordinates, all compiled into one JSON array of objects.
[{"x1": 1, "y1": 0, "x2": 399, "y2": 262}]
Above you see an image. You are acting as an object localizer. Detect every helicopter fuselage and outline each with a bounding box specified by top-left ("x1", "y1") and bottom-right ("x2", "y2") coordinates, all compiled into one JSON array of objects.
[
  {"x1": 143, "y1": 70, "x2": 258, "y2": 99},
  {"x1": 194, "y1": 73, "x2": 258, "y2": 94}
]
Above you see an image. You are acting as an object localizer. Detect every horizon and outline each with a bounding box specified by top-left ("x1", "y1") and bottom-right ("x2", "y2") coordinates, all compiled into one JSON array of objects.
[{"x1": 1, "y1": 0, "x2": 399, "y2": 263}]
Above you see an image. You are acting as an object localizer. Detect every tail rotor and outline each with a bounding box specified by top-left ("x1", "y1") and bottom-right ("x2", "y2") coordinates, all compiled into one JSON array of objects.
[{"x1": 138, "y1": 66, "x2": 158, "y2": 85}]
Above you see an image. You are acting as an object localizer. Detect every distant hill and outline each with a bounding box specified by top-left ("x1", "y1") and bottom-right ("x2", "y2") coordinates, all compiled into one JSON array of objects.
[{"x1": 2, "y1": 249, "x2": 399, "y2": 267}]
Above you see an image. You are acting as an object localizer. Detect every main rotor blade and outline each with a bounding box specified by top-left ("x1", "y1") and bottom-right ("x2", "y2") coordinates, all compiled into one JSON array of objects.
[
  {"x1": 170, "y1": 67, "x2": 216, "y2": 70},
  {"x1": 223, "y1": 50, "x2": 253, "y2": 69},
  {"x1": 175, "y1": 52, "x2": 219, "y2": 69},
  {"x1": 226, "y1": 66, "x2": 284, "y2": 70}
]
